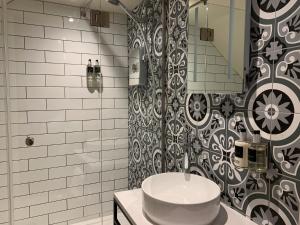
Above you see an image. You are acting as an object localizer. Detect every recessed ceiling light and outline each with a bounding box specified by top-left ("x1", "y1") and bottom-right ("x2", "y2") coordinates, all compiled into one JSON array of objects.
[{"x1": 68, "y1": 17, "x2": 74, "y2": 22}]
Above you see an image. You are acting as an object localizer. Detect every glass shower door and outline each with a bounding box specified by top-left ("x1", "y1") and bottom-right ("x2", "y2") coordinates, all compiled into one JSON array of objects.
[
  {"x1": 1, "y1": 0, "x2": 130, "y2": 224},
  {"x1": 4, "y1": 0, "x2": 102, "y2": 224},
  {"x1": 98, "y1": 1, "x2": 129, "y2": 221},
  {"x1": 0, "y1": 2, "x2": 12, "y2": 224}
]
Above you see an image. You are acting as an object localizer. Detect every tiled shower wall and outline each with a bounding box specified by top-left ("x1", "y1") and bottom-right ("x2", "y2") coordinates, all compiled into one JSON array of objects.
[
  {"x1": 0, "y1": 0, "x2": 129, "y2": 224},
  {"x1": 128, "y1": 0, "x2": 164, "y2": 188},
  {"x1": 129, "y1": 0, "x2": 300, "y2": 225}
]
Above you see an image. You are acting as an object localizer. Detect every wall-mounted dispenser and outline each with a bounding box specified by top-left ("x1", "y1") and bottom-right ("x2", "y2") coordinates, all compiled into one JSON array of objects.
[
  {"x1": 129, "y1": 48, "x2": 147, "y2": 86},
  {"x1": 234, "y1": 129, "x2": 249, "y2": 168},
  {"x1": 248, "y1": 130, "x2": 268, "y2": 173},
  {"x1": 87, "y1": 59, "x2": 94, "y2": 93},
  {"x1": 94, "y1": 60, "x2": 102, "y2": 91},
  {"x1": 87, "y1": 59, "x2": 102, "y2": 93},
  {"x1": 233, "y1": 130, "x2": 268, "y2": 173}
]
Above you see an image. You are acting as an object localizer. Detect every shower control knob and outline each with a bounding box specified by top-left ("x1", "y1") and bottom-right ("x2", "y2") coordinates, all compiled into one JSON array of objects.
[
  {"x1": 25, "y1": 137, "x2": 34, "y2": 146},
  {"x1": 132, "y1": 64, "x2": 138, "y2": 73}
]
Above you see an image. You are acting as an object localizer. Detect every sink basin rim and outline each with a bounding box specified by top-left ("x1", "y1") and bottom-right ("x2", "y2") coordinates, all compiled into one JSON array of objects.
[{"x1": 142, "y1": 172, "x2": 221, "y2": 206}]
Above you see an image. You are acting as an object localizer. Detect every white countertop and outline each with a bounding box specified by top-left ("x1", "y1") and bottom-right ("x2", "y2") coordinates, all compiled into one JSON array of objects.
[{"x1": 114, "y1": 189, "x2": 258, "y2": 225}]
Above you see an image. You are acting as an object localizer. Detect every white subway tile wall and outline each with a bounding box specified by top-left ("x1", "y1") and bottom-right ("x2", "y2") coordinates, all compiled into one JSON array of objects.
[
  {"x1": 0, "y1": 5, "x2": 9, "y2": 225},
  {"x1": 0, "y1": 0, "x2": 129, "y2": 224}
]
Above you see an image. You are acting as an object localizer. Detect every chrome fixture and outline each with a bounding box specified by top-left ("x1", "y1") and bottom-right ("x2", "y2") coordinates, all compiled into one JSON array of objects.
[
  {"x1": 184, "y1": 152, "x2": 189, "y2": 173},
  {"x1": 183, "y1": 133, "x2": 190, "y2": 173},
  {"x1": 25, "y1": 136, "x2": 34, "y2": 146}
]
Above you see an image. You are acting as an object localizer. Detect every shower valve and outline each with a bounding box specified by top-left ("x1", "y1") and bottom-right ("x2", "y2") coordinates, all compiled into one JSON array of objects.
[
  {"x1": 132, "y1": 64, "x2": 138, "y2": 73},
  {"x1": 25, "y1": 137, "x2": 34, "y2": 147}
]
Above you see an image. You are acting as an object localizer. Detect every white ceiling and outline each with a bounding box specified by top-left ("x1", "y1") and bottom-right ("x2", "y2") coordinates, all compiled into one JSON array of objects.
[{"x1": 41, "y1": 0, "x2": 142, "y2": 13}]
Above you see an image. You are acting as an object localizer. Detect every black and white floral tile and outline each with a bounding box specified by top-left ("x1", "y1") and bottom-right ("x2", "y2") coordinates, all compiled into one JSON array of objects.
[
  {"x1": 128, "y1": 0, "x2": 164, "y2": 188},
  {"x1": 128, "y1": 0, "x2": 300, "y2": 224}
]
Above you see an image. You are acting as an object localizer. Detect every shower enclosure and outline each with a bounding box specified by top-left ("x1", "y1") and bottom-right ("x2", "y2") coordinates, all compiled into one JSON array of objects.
[{"x1": 0, "y1": 0, "x2": 140, "y2": 224}]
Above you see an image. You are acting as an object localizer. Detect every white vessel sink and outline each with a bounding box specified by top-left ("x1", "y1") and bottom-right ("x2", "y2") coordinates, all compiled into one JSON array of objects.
[{"x1": 142, "y1": 172, "x2": 221, "y2": 225}]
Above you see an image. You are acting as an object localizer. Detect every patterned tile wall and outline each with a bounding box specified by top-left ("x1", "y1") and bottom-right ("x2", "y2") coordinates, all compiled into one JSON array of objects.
[
  {"x1": 128, "y1": 0, "x2": 164, "y2": 188},
  {"x1": 129, "y1": 0, "x2": 300, "y2": 225}
]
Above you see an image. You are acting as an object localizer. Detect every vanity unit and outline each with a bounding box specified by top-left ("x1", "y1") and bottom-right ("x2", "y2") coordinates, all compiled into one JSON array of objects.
[
  {"x1": 114, "y1": 173, "x2": 258, "y2": 225},
  {"x1": 114, "y1": 189, "x2": 258, "y2": 225}
]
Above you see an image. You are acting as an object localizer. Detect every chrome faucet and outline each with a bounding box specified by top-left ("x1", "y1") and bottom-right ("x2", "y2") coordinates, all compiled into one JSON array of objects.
[
  {"x1": 184, "y1": 151, "x2": 189, "y2": 173},
  {"x1": 183, "y1": 131, "x2": 190, "y2": 173}
]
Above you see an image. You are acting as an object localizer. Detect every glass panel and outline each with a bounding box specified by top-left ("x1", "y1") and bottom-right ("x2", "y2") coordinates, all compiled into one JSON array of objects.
[
  {"x1": 99, "y1": 2, "x2": 129, "y2": 224},
  {"x1": 0, "y1": 1, "x2": 11, "y2": 224},
  {"x1": 8, "y1": 0, "x2": 102, "y2": 225},
  {"x1": 3, "y1": 0, "x2": 129, "y2": 224}
]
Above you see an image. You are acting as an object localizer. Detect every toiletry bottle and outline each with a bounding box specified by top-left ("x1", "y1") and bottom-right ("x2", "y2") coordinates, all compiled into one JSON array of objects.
[
  {"x1": 234, "y1": 128, "x2": 249, "y2": 168},
  {"x1": 94, "y1": 60, "x2": 102, "y2": 90},
  {"x1": 87, "y1": 59, "x2": 94, "y2": 90},
  {"x1": 248, "y1": 130, "x2": 268, "y2": 172},
  {"x1": 87, "y1": 59, "x2": 93, "y2": 75},
  {"x1": 94, "y1": 60, "x2": 101, "y2": 74}
]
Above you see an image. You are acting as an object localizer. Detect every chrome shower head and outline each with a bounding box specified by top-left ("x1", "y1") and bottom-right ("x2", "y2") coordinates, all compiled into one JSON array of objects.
[
  {"x1": 106, "y1": 0, "x2": 136, "y2": 24},
  {"x1": 106, "y1": 0, "x2": 120, "y2": 5}
]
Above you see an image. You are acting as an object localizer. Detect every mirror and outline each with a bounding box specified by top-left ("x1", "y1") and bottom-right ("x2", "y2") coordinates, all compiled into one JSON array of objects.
[{"x1": 187, "y1": 0, "x2": 251, "y2": 94}]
